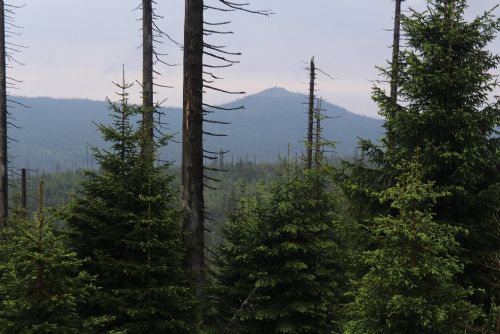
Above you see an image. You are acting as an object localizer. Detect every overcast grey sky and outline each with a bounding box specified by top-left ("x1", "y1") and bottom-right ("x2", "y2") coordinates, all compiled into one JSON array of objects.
[{"x1": 9, "y1": 0, "x2": 500, "y2": 118}]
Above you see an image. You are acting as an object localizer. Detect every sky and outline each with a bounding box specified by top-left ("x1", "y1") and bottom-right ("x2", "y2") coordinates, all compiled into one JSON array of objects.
[{"x1": 8, "y1": 0, "x2": 500, "y2": 118}]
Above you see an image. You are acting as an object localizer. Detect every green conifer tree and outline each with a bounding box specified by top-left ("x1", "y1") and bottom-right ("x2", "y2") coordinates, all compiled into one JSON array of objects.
[
  {"x1": 216, "y1": 164, "x2": 341, "y2": 334},
  {"x1": 345, "y1": 160, "x2": 480, "y2": 334},
  {"x1": 0, "y1": 183, "x2": 97, "y2": 333},
  {"x1": 65, "y1": 77, "x2": 193, "y2": 333},
  {"x1": 342, "y1": 0, "x2": 500, "y2": 319}
]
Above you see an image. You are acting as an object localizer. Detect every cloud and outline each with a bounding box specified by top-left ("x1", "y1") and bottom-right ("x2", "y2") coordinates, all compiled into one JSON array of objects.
[{"x1": 8, "y1": 0, "x2": 500, "y2": 118}]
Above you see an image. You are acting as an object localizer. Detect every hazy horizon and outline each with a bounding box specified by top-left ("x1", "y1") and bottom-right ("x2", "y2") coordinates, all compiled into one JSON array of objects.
[
  {"x1": 8, "y1": 0, "x2": 500, "y2": 118},
  {"x1": 10, "y1": 86, "x2": 386, "y2": 120}
]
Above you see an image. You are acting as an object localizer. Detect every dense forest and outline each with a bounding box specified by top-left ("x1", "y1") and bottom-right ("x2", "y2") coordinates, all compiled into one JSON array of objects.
[{"x1": 0, "y1": 0, "x2": 499, "y2": 333}]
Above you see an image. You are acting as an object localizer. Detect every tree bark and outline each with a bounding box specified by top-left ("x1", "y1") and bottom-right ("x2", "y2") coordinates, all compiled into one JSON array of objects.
[
  {"x1": 142, "y1": 0, "x2": 154, "y2": 154},
  {"x1": 497, "y1": 309, "x2": 500, "y2": 334},
  {"x1": 390, "y1": 0, "x2": 403, "y2": 102},
  {"x1": 314, "y1": 98, "x2": 322, "y2": 167},
  {"x1": 306, "y1": 57, "x2": 315, "y2": 169},
  {"x1": 182, "y1": 0, "x2": 205, "y2": 325},
  {"x1": 21, "y1": 168, "x2": 26, "y2": 212},
  {"x1": 0, "y1": 1, "x2": 8, "y2": 226}
]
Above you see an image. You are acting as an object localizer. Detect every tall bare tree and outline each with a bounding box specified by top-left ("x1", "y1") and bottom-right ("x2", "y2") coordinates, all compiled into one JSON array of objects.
[
  {"x1": 182, "y1": 0, "x2": 205, "y2": 323},
  {"x1": 390, "y1": 0, "x2": 404, "y2": 102},
  {"x1": 182, "y1": 0, "x2": 269, "y2": 325},
  {"x1": 314, "y1": 98, "x2": 323, "y2": 168},
  {"x1": 306, "y1": 57, "x2": 316, "y2": 169},
  {"x1": 21, "y1": 167, "x2": 26, "y2": 212},
  {"x1": 142, "y1": 0, "x2": 154, "y2": 154},
  {"x1": 0, "y1": 1, "x2": 7, "y2": 226}
]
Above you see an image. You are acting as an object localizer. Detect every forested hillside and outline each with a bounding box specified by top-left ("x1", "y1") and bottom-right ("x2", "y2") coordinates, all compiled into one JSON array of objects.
[{"x1": 10, "y1": 88, "x2": 383, "y2": 170}]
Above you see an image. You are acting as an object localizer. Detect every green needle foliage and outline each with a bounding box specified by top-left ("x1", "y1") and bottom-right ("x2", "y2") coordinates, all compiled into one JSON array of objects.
[
  {"x1": 345, "y1": 160, "x2": 480, "y2": 334},
  {"x1": 0, "y1": 186, "x2": 97, "y2": 333},
  {"x1": 216, "y1": 163, "x2": 342, "y2": 334},
  {"x1": 342, "y1": 0, "x2": 500, "y2": 319},
  {"x1": 382, "y1": 0, "x2": 500, "y2": 314},
  {"x1": 65, "y1": 79, "x2": 193, "y2": 333}
]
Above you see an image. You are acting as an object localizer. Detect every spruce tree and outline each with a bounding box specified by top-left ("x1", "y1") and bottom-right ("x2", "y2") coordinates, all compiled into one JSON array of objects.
[
  {"x1": 0, "y1": 183, "x2": 97, "y2": 333},
  {"x1": 381, "y1": 0, "x2": 500, "y2": 312},
  {"x1": 216, "y1": 165, "x2": 341, "y2": 333},
  {"x1": 65, "y1": 78, "x2": 193, "y2": 333},
  {"x1": 345, "y1": 159, "x2": 480, "y2": 334},
  {"x1": 210, "y1": 186, "x2": 265, "y2": 330},
  {"x1": 342, "y1": 0, "x2": 500, "y2": 318}
]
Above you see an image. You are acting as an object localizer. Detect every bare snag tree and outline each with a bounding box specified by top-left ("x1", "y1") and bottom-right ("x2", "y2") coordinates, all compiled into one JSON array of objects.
[
  {"x1": 314, "y1": 98, "x2": 324, "y2": 168},
  {"x1": 142, "y1": 0, "x2": 154, "y2": 154},
  {"x1": 182, "y1": 0, "x2": 204, "y2": 323},
  {"x1": 139, "y1": 0, "x2": 177, "y2": 156},
  {"x1": 306, "y1": 56, "x2": 316, "y2": 169},
  {"x1": 0, "y1": 1, "x2": 7, "y2": 225},
  {"x1": 390, "y1": 0, "x2": 404, "y2": 102},
  {"x1": 182, "y1": 0, "x2": 269, "y2": 325},
  {"x1": 0, "y1": 1, "x2": 25, "y2": 225},
  {"x1": 304, "y1": 57, "x2": 334, "y2": 170}
]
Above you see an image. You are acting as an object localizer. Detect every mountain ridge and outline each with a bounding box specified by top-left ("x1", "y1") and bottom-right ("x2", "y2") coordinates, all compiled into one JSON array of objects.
[{"x1": 8, "y1": 88, "x2": 384, "y2": 170}]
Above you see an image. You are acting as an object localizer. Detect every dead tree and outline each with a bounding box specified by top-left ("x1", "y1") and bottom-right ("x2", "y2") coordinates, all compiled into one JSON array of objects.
[
  {"x1": 21, "y1": 167, "x2": 25, "y2": 211},
  {"x1": 306, "y1": 57, "x2": 316, "y2": 169},
  {"x1": 139, "y1": 0, "x2": 178, "y2": 155},
  {"x1": 390, "y1": 0, "x2": 404, "y2": 102},
  {"x1": 314, "y1": 98, "x2": 323, "y2": 168},
  {"x1": 0, "y1": 2, "x2": 27, "y2": 225},
  {"x1": 304, "y1": 58, "x2": 334, "y2": 170},
  {"x1": 0, "y1": 1, "x2": 7, "y2": 225},
  {"x1": 183, "y1": 0, "x2": 205, "y2": 323},
  {"x1": 182, "y1": 0, "x2": 269, "y2": 325},
  {"x1": 142, "y1": 0, "x2": 154, "y2": 154}
]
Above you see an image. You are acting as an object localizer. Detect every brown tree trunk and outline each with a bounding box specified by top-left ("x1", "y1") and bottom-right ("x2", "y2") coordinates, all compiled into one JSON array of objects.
[
  {"x1": 0, "y1": 1, "x2": 7, "y2": 226},
  {"x1": 21, "y1": 168, "x2": 26, "y2": 212},
  {"x1": 306, "y1": 57, "x2": 315, "y2": 169},
  {"x1": 182, "y1": 0, "x2": 205, "y2": 325},
  {"x1": 142, "y1": 0, "x2": 154, "y2": 153},
  {"x1": 497, "y1": 309, "x2": 500, "y2": 334},
  {"x1": 314, "y1": 98, "x2": 322, "y2": 167},
  {"x1": 390, "y1": 0, "x2": 403, "y2": 103}
]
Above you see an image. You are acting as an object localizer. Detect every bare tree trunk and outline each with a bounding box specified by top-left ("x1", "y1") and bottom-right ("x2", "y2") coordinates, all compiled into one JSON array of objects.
[
  {"x1": 306, "y1": 57, "x2": 315, "y2": 169},
  {"x1": 21, "y1": 168, "x2": 26, "y2": 212},
  {"x1": 390, "y1": 0, "x2": 403, "y2": 102},
  {"x1": 142, "y1": 0, "x2": 154, "y2": 153},
  {"x1": 314, "y1": 98, "x2": 322, "y2": 167},
  {"x1": 182, "y1": 0, "x2": 204, "y2": 326},
  {"x1": 0, "y1": 1, "x2": 7, "y2": 226},
  {"x1": 225, "y1": 285, "x2": 258, "y2": 333},
  {"x1": 497, "y1": 309, "x2": 500, "y2": 334}
]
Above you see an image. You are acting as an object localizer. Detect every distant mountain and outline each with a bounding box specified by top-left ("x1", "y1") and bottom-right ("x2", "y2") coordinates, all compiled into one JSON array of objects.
[{"x1": 9, "y1": 88, "x2": 384, "y2": 170}]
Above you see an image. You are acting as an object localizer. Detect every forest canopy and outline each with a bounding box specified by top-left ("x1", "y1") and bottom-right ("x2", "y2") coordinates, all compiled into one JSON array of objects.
[{"x1": 0, "y1": 0, "x2": 499, "y2": 333}]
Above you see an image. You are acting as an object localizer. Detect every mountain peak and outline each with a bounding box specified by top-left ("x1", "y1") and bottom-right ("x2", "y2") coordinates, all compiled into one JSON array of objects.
[{"x1": 251, "y1": 87, "x2": 302, "y2": 99}]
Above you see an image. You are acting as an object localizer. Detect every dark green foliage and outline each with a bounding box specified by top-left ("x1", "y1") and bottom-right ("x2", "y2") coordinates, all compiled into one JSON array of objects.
[
  {"x1": 8, "y1": 161, "x2": 293, "y2": 250},
  {"x1": 0, "y1": 208, "x2": 97, "y2": 333},
  {"x1": 9, "y1": 170, "x2": 84, "y2": 213},
  {"x1": 385, "y1": 0, "x2": 500, "y2": 313},
  {"x1": 65, "y1": 83, "x2": 193, "y2": 333},
  {"x1": 215, "y1": 164, "x2": 341, "y2": 333},
  {"x1": 342, "y1": 0, "x2": 500, "y2": 320},
  {"x1": 345, "y1": 160, "x2": 480, "y2": 334},
  {"x1": 204, "y1": 161, "x2": 284, "y2": 248}
]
